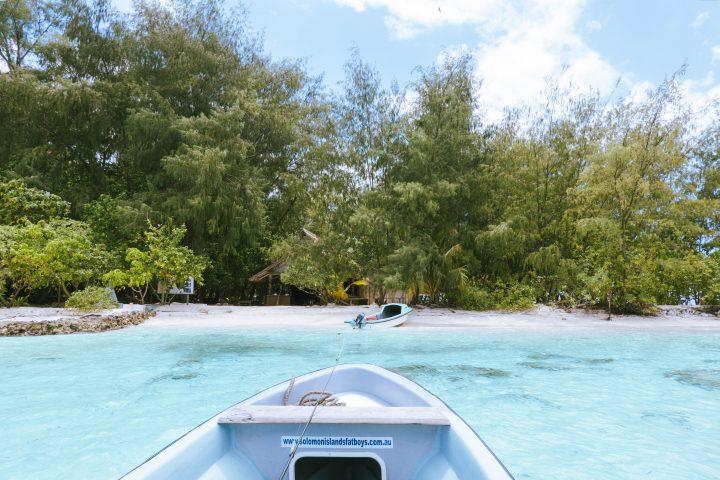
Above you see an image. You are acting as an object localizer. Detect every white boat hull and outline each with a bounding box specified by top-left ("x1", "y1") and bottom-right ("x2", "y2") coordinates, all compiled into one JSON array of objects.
[
  {"x1": 345, "y1": 304, "x2": 413, "y2": 329},
  {"x1": 123, "y1": 364, "x2": 513, "y2": 480},
  {"x1": 355, "y1": 314, "x2": 408, "y2": 329}
]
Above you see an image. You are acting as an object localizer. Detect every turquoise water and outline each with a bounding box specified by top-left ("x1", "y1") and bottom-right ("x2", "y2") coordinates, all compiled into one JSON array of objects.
[{"x1": 1, "y1": 327, "x2": 719, "y2": 479}]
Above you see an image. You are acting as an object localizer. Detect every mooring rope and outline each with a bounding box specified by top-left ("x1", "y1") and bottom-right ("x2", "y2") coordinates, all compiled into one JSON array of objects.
[
  {"x1": 281, "y1": 377, "x2": 295, "y2": 406},
  {"x1": 283, "y1": 381, "x2": 345, "y2": 407},
  {"x1": 297, "y1": 390, "x2": 345, "y2": 407},
  {"x1": 278, "y1": 332, "x2": 346, "y2": 480}
]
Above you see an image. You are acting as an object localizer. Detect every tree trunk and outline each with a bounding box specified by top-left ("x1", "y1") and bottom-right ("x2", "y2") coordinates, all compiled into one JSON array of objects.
[
  {"x1": 409, "y1": 284, "x2": 420, "y2": 305},
  {"x1": 59, "y1": 283, "x2": 70, "y2": 301},
  {"x1": 374, "y1": 286, "x2": 385, "y2": 305}
]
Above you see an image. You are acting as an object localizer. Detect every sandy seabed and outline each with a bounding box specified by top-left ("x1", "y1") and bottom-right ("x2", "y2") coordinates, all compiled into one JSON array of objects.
[{"x1": 1, "y1": 303, "x2": 719, "y2": 332}]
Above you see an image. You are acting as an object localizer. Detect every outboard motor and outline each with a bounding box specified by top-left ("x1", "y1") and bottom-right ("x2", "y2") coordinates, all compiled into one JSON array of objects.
[{"x1": 353, "y1": 313, "x2": 366, "y2": 329}]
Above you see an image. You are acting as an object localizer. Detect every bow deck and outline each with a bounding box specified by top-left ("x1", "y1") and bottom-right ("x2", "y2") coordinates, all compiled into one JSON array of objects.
[{"x1": 218, "y1": 405, "x2": 450, "y2": 425}]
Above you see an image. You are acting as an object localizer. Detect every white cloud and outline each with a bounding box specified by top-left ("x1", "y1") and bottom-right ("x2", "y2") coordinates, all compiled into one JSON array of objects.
[
  {"x1": 627, "y1": 80, "x2": 654, "y2": 103},
  {"x1": 585, "y1": 20, "x2": 602, "y2": 32},
  {"x1": 476, "y1": 2, "x2": 623, "y2": 120},
  {"x1": 331, "y1": 0, "x2": 623, "y2": 120},
  {"x1": 332, "y1": 0, "x2": 512, "y2": 39},
  {"x1": 692, "y1": 11, "x2": 709, "y2": 29},
  {"x1": 332, "y1": 0, "x2": 720, "y2": 124},
  {"x1": 712, "y1": 45, "x2": 720, "y2": 64},
  {"x1": 335, "y1": 0, "x2": 621, "y2": 119},
  {"x1": 111, "y1": 0, "x2": 133, "y2": 13},
  {"x1": 680, "y1": 72, "x2": 720, "y2": 129}
]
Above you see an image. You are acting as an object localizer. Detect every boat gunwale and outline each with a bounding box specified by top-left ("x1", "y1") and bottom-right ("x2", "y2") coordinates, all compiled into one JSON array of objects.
[
  {"x1": 345, "y1": 304, "x2": 413, "y2": 326},
  {"x1": 120, "y1": 375, "x2": 294, "y2": 478},
  {"x1": 360, "y1": 311, "x2": 410, "y2": 325},
  {"x1": 120, "y1": 362, "x2": 515, "y2": 480}
]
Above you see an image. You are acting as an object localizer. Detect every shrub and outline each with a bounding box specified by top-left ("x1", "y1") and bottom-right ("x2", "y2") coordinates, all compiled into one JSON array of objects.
[
  {"x1": 65, "y1": 286, "x2": 119, "y2": 312},
  {"x1": 458, "y1": 280, "x2": 535, "y2": 311},
  {"x1": 104, "y1": 223, "x2": 207, "y2": 304},
  {"x1": 6, "y1": 220, "x2": 110, "y2": 301},
  {"x1": 0, "y1": 180, "x2": 70, "y2": 225}
]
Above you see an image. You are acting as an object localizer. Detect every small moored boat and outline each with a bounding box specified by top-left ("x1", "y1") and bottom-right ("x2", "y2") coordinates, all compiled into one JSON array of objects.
[
  {"x1": 123, "y1": 363, "x2": 513, "y2": 480},
  {"x1": 345, "y1": 303, "x2": 413, "y2": 329}
]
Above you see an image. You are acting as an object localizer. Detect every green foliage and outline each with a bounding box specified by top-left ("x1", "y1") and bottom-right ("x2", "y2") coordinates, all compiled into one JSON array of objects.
[
  {"x1": 0, "y1": 225, "x2": 13, "y2": 304},
  {"x1": 0, "y1": 0, "x2": 63, "y2": 72},
  {"x1": 271, "y1": 230, "x2": 360, "y2": 303},
  {"x1": 158, "y1": 109, "x2": 266, "y2": 293},
  {"x1": 458, "y1": 281, "x2": 536, "y2": 311},
  {"x1": 383, "y1": 241, "x2": 467, "y2": 305},
  {"x1": 103, "y1": 248, "x2": 154, "y2": 304},
  {"x1": 701, "y1": 254, "x2": 720, "y2": 306},
  {"x1": 476, "y1": 219, "x2": 531, "y2": 278},
  {"x1": 523, "y1": 246, "x2": 582, "y2": 306},
  {"x1": 65, "y1": 286, "x2": 119, "y2": 312},
  {"x1": 105, "y1": 223, "x2": 207, "y2": 303},
  {"x1": 2, "y1": 220, "x2": 110, "y2": 301},
  {"x1": 83, "y1": 194, "x2": 154, "y2": 251},
  {"x1": 0, "y1": 179, "x2": 70, "y2": 224},
  {"x1": 0, "y1": 0, "x2": 718, "y2": 312}
]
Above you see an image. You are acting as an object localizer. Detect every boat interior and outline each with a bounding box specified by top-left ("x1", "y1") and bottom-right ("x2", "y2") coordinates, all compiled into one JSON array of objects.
[
  {"x1": 294, "y1": 455, "x2": 381, "y2": 480},
  {"x1": 376, "y1": 304, "x2": 402, "y2": 319},
  {"x1": 126, "y1": 365, "x2": 510, "y2": 480}
]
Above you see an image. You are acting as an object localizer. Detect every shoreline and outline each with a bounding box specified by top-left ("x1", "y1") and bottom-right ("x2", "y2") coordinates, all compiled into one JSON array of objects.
[
  {"x1": 142, "y1": 304, "x2": 720, "y2": 331},
  {"x1": 1, "y1": 304, "x2": 718, "y2": 335},
  {"x1": 0, "y1": 305, "x2": 152, "y2": 336}
]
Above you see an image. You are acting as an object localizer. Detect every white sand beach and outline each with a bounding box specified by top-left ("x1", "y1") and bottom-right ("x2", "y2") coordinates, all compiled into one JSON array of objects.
[
  {"x1": 130, "y1": 303, "x2": 720, "y2": 330},
  {"x1": 142, "y1": 304, "x2": 720, "y2": 330},
  {"x1": 2, "y1": 303, "x2": 719, "y2": 332}
]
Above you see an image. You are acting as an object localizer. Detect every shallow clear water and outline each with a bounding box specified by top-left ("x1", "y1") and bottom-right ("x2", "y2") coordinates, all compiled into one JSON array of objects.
[{"x1": 1, "y1": 327, "x2": 720, "y2": 479}]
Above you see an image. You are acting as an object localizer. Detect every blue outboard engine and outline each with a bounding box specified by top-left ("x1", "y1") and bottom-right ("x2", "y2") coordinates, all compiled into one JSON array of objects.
[{"x1": 352, "y1": 313, "x2": 366, "y2": 329}]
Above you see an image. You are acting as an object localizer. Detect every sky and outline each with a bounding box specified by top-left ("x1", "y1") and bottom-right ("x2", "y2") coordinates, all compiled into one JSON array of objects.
[{"x1": 112, "y1": 0, "x2": 720, "y2": 120}]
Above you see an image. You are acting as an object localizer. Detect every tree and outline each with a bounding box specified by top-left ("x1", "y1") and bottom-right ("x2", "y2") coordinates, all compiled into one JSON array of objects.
[
  {"x1": 5, "y1": 219, "x2": 109, "y2": 301},
  {"x1": 380, "y1": 54, "x2": 479, "y2": 303},
  {"x1": 691, "y1": 110, "x2": 720, "y2": 253},
  {"x1": 0, "y1": 179, "x2": 69, "y2": 224},
  {"x1": 103, "y1": 248, "x2": 154, "y2": 303},
  {"x1": 83, "y1": 194, "x2": 154, "y2": 252},
  {"x1": 0, "y1": 0, "x2": 64, "y2": 71},
  {"x1": 570, "y1": 76, "x2": 688, "y2": 312},
  {"x1": 126, "y1": 0, "x2": 250, "y2": 117},
  {"x1": 1, "y1": 0, "x2": 718, "y2": 312},
  {"x1": 463, "y1": 88, "x2": 604, "y2": 304},
  {"x1": 0, "y1": 225, "x2": 14, "y2": 303},
  {"x1": 335, "y1": 48, "x2": 403, "y2": 190},
  {"x1": 383, "y1": 240, "x2": 466, "y2": 305},
  {"x1": 271, "y1": 232, "x2": 359, "y2": 304},
  {"x1": 331, "y1": 50, "x2": 407, "y2": 302},
  {"x1": 105, "y1": 223, "x2": 207, "y2": 303}
]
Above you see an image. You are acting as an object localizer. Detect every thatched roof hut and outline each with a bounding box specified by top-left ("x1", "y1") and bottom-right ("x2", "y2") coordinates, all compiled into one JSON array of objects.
[{"x1": 249, "y1": 228, "x2": 319, "y2": 305}]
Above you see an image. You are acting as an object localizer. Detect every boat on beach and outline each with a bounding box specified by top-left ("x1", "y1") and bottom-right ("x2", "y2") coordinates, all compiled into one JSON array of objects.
[
  {"x1": 345, "y1": 303, "x2": 413, "y2": 329},
  {"x1": 123, "y1": 363, "x2": 513, "y2": 480}
]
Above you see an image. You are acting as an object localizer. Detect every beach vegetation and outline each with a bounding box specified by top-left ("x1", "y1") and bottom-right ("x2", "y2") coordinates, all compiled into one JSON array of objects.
[
  {"x1": 65, "y1": 286, "x2": 119, "y2": 312},
  {"x1": 82, "y1": 195, "x2": 155, "y2": 252},
  {"x1": 457, "y1": 281, "x2": 536, "y2": 312},
  {"x1": 271, "y1": 228, "x2": 360, "y2": 303},
  {"x1": 0, "y1": 180, "x2": 70, "y2": 224},
  {"x1": 0, "y1": 0, "x2": 718, "y2": 312},
  {"x1": 0, "y1": 219, "x2": 110, "y2": 302},
  {"x1": 104, "y1": 223, "x2": 207, "y2": 304}
]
